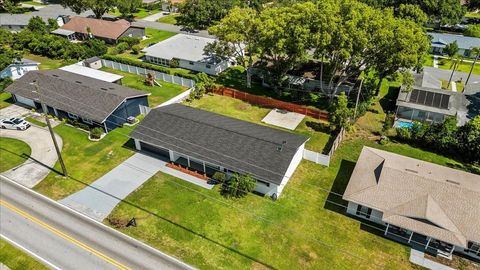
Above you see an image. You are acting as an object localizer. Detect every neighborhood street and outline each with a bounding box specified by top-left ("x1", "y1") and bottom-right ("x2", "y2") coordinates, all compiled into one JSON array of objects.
[{"x1": 0, "y1": 176, "x2": 195, "y2": 270}]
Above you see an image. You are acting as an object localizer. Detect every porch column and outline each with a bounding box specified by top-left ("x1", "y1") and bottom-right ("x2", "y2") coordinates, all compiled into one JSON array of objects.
[
  {"x1": 449, "y1": 246, "x2": 454, "y2": 256},
  {"x1": 187, "y1": 156, "x2": 190, "y2": 167},
  {"x1": 408, "y1": 232, "x2": 414, "y2": 243},
  {"x1": 425, "y1": 237, "x2": 432, "y2": 250},
  {"x1": 202, "y1": 162, "x2": 206, "y2": 173},
  {"x1": 384, "y1": 223, "x2": 390, "y2": 236}
]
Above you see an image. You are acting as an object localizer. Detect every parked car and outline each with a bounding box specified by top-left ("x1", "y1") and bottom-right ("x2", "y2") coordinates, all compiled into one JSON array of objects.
[{"x1": 0, "y1": 117, "x2": 31, "y2": 130}]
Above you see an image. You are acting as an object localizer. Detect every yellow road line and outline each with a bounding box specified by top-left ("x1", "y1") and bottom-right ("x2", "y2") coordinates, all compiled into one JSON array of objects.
[{"x1": 0, "y1": 200, "x2": 131, "y2": 270}]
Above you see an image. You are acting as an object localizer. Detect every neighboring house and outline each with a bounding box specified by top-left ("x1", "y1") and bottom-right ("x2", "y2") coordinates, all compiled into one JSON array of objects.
[
  {"x1": 130, "y1": 104, "x2": 308, "y2": 197},
  {"x1": 395, "y1": 67, "x2": 480, "y2": 126},
  {"x1": 428, "y1": 32, "x2": 480, "y2": 57},
  {"x1": 52, "y1": 16, "x2": 145, "y2": 44},
  {"x1": 0, "y1": 59, "x2": 40, "y2": 80},
  {"x1": 161, "y1": 0, "x2": 183, "y2": 12},
  {"x1": 343, "y1": 147, "x2": 480, "y2": 261},
  {"x1": 60, "y1": 63, "x2": 123, "y2": 84},
  {"x1": 4, "y1": 69, "x2": 149, "y2": 132},
  {"x1": 142, "y1": 34, "x2": 232, "y2": 75}
]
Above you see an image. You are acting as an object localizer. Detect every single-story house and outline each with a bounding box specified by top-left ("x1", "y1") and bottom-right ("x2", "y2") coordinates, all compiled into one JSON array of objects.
[
  {"x1": 130, "y1": 104, "x2": 308, "y2": 197},
  {"x1": 428, "y1": 32, "x2": 480, "y2": 57},
  {"x1": 60, "y1": 63, "x2": 123, "y2": 84},
  {"x1": 4, "y1": 69, "x2": 149, "y2": 132},
  {"x1": 142, "y1": 34, "x2": 232, "y2": 75},
  {"x1": 161, "y1": 0, "x2": 183, "y2": 12},
  {"x1": 52, "y1": 16, "x2": 145, "y2": 44},
  {"x1": 0, "y1": 58, "x2": 40, "y2": 80},
  {"x1": 395, "y1": 67, "x2": 480, "y2": 126},
  {"x1": 343, "y1": 147, "x2": 480, "y2": 261}
]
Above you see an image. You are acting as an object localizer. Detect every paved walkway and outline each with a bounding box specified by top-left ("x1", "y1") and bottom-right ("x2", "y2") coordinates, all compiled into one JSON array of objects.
[
  {"x1": 451, "y1": 82, "x2": 457, "y2": 92},
  {"x1": 409, "y1": 249, "x2": 455, "y2": 270},
  {"x1": 142, "y1": 12, "x2": 166, "y2": 22},
  {"x1": 0, "y1": 125, "x2": 61, "y2": 188},
  {"x1": 433, "y1": 55, "x2": 439, "y2": 68},
  {"x1": 60, "y1": 152, "x2": 213, "y2": 221}
]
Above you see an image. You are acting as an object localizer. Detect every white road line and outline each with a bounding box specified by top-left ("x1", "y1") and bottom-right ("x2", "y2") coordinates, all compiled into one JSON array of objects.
[{"x1": 0, "y1": 233, "x2": 62, "y2": 270}]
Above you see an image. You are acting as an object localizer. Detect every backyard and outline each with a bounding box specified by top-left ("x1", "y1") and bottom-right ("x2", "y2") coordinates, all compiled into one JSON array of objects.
[
  {"x1": 0, "y1": 239, "x2": 48, "y2": 270},
  {"x1": 24, "y1": 53, "x2": 73, "y2": 70},
  {"x1": 186, "y1": 94, "x2": 332, "y2": 153},
  {"x1": 0, "y1": 137, "x2": 31, "y2": 173},
  {"x1": 100, "y1": 67, "x2": 188, "y2": 107},
  {"x1": 33, "y1": 123, "x2": 136, "y2": 200}
]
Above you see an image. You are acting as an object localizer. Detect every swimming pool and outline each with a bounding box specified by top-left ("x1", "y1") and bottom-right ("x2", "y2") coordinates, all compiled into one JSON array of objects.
[{"x1": 395, "y1": 121, "x2": 414, "y2": 129}]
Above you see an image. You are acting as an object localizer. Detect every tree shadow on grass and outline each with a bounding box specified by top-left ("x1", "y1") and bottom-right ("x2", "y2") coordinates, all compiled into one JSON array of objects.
[
  {"x1": 323, "y1": 159, "x2": 356, "y2": 215},
  {"x1": 379, "y1": 85, "x2": 400, "y2": 114}
]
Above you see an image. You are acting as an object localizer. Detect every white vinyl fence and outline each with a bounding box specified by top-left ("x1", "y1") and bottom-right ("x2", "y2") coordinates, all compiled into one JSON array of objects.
[
  {"x1": 101, "y1": 59, "x2": 196, "y2": 88},
  {"x1": 302, "y1": 128, "x2": 346, "y2": 167}
]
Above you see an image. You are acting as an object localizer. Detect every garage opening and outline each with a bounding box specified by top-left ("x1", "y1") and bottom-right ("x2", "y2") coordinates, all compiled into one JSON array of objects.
[{"x1": 139, "y1": 142, "x2": 170, "y2": 160}]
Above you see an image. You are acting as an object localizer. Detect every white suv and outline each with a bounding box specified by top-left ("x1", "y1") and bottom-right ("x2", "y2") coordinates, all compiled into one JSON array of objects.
[{"x1": 0, "y1": 117, "x2": 31, "y2": 130}]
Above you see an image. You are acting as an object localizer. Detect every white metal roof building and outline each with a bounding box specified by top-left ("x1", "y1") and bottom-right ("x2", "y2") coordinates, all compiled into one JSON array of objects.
[
  {"x1": 142, "y1": 34, "x2": 231, "y2": 75},
  {"x1": 60, "y1": 64, "x2": 123, "y2": 83}
]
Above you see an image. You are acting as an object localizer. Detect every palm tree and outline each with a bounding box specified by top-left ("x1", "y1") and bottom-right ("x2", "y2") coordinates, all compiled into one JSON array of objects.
[{"x1": 466, "y1": 47, "x2": 480, "y2": 86}]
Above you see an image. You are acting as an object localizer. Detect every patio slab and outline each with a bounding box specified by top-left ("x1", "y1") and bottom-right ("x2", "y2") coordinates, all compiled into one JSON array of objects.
[
  {"x1": 409, "y1": 249, "x2": 455, "y2": 270},
  {"x1": 261, "y1": 109, "x2": 305, "y2": 130}
]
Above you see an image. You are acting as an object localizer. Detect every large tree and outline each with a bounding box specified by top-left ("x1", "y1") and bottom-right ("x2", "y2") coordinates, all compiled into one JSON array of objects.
[
  {"x1": 116, "y1": 0, "x2": 142, "y2": 18},
  {"x1": 60, "y1": 0, "x2": 116, "y2": 19},
  {"x1": 177, "y1": 0, "x2": 237, "y2": 29},
  {"x1": 208, "y1": 7, "x2": 260, "y2": 88}
]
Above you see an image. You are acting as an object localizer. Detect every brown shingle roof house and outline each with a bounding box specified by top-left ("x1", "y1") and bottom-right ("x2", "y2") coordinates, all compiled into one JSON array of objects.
[
  {"x1": 342, "y1": 147, "x2": 480, "y2": 261},
  {"x1": 53, "y1": 16, "x2": 145, "y2": 44}
]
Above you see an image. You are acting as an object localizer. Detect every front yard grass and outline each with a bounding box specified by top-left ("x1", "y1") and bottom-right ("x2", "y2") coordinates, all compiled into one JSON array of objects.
[
  {"x1": 156, "y1": 14, "x2": 179, "y2": 24},
  {"x1": 33, "y1": 123, "x2": 136, "y2": 200},
  {"x1": 108, "y1": 8, "x2": 163, "y2": 19},
  {"x1": 140, "y1": 28, "x2": 177, "y2": 48},
  {"x1": 0, "y1": 239, "x2": 48, "y2": 270},
  {"x1": 105, "y1": 134, "x2": 463, "y2": 269},
  {"x1": 424, "y1": 55, "x2": 480, "y2": 75},
  {"x1": 25, "y1": 116, "x2": 47, "y2": 127},
  {"x1": 100, "y1": 67, "x2": 188, "y2": 107},
  {"x1": 0, "y1": 92, "x2": 14, "y2": 109},
  {"x1": 24, "y1": 53, "x2": 73, "y2": 70},
  {"x1": 187, "y1": 94, "x2": 332, "y2": 153},
  {"x1": 0, "y1": 137, "x2": 31, "y2": 173}
]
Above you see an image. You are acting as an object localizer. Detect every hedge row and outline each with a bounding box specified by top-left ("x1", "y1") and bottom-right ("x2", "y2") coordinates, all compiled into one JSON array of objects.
[{"x1": 101, "y1": 55, "x2": 199, "y2": 81}]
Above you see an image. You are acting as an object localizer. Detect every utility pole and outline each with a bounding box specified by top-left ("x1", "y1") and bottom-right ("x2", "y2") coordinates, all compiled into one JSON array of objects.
[
  {"x1": 30, "y1": 81, "x2": 68, "y2": 177},
  {"x1": 353, "y1": 78, "x2": 364, "y2": 120}
]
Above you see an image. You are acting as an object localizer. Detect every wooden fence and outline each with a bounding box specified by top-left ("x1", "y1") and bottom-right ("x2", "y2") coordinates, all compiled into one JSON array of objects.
[{"x1": 211, "y1": 87, "x2": 329, "y2": 121}]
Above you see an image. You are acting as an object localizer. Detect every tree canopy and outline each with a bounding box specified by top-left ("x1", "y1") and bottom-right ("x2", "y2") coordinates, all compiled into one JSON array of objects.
[{"x1": 60, "y1": 0, "x2": 116, "y2": 19}]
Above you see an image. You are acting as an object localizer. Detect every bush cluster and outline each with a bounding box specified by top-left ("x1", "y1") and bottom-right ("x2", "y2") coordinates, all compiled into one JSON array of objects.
[
  {"x1": 66, "y1": 118, "x2": 90, "y2": 131},
  {"x1": 101, "y1": 54, "x2": 199, "y2": 81},
  {"x1": 220, "y1": 173, "x2": 256, "y2": 198},
  {"x1": 90, "y1": 127, "x2": 104, "y2": 139},
  {"x1": 394, "y1": 116, "x2": 480, "y2": 164}
]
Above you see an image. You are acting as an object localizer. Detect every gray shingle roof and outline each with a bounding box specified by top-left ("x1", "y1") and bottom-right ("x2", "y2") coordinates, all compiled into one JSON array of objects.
[
  {"x1": 5, "y1": 69, "x2": 148, "y2": 123},
  {"x1": 130, "y1": 104, "x2": 309, "y2": 185},
  {"x1": 428, "y1": 32, "x2": 480, "y2": 50},
  {"x1": 343, "y1": 147, "x2": 480, "y2": 248}
]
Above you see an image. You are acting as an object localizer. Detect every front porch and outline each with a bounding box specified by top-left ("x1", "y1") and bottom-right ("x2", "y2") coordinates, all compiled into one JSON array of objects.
[{"x1": 384, "y1": 223, "x2": 455, "y2": 260}]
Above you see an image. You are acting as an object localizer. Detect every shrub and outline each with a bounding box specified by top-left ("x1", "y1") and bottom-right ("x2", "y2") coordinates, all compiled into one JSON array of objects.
[
  {"x1": 115, "y1": 42, "x2": 130, "y2": 54},
  {"x1": 221, "y1": 174, "x2": 256, "y2": 198},
  {"x1": 395, "y1": 127, "x2": 412, "y2": 141},
  {"x1": 131, "y1": 45, "x2": 141, "y2": 54},
  {"x1": 212, "y1": 172, "x2": 226, "y2": 183},
  {"x1": 169, "y1": 58, "x2": 179, "y2": 68},
  {"x1": 118, "y1": 36, "x2": 141, "y2": 48},
  {"x1": 464, "y1": 24, "x2": 480, "y2": 38},
  {"x1": 90, "y1": 127, "x2": 103, "y2": 139},
  {"x1": 66, "y1": 118, "x2": 90, "y2": 131}
]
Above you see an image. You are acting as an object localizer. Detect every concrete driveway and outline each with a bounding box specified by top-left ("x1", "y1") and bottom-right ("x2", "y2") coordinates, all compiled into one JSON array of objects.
[
  {"x1": 60, "y1": 153, "x2": 165, "y2": 221},
  {"x1": 0, "y1": 104, "x2": 32, "y2": 119},
  {"x1": 0, "y1": 125, "x2": 61, "y2": 187}
]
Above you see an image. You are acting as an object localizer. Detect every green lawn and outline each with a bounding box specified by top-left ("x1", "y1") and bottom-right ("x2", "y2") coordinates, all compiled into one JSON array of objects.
[
  {"x1": 25, "y1": 116, "x2": 47, "y2": 127},
  {"x1": 187, "y1": 94, "x2": 332, "y2": 153},
  {"x1": 20, "y1": 0, "x2": 46, "y2": 6},
  {"x1": 108, "y1": 8, "x2": 162, "y2": 19},
  {"x1": 0, "y1": 92, "x2": 14, "y2": 109},
  {"x1": 0, "y1": 239, "x2": 48, "y2": 270},
  {"x1": 0, "y1": 137, "x2": 31, "y2": 173},
  {"x1": 24, "y1": 53, "x2": 73, "y2": 70},
  {"x1": 156, "y1": 14, "x2": 179, "y2": 24},
  {"x1": 465, "y1": 12, "x2": 480, "y2": 18},
  {"x1": 100, "y1": 67, "x2": 188, "y2": 107},
  {"x1": 33, "y1": 124, "x2": 136, "y2": 200},
  {"x1": 424, "y1": 55, "x2": 480, "y2": 75},
  {"x1": 140, "y1": 28, "x2": 177, "y2": 48},
  {"x1": 105, "y1": 133, "x2": 462, "y2": 269}
]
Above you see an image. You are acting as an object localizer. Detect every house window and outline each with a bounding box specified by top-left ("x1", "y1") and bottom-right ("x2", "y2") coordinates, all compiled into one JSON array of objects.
[
  {"x1": 257, "y1": 180, "x2": 270, "y2": 187},
  {"x1": 206, "y1": 64, "x2": 211, "y2": 69},
  {"x1": 467, "y1": 242, "x2": 480, "y2": 255},
  {"x1": 189, "y1": 61, "x2": 194, "y2": 65},
  {"x1": 356, "y1": 204, "x2": 372, "y2": 219},
  {"x1": 82, "y1": 117, "x2": 93, "y2": 124},
  {"x1": 68, "y1": 112, "x2": 78, "y2": 120}
]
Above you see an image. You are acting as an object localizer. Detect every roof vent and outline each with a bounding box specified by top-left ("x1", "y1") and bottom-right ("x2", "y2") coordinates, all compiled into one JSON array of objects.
[
  {"x1": 52, "y1": 74, "x2": 59, "y2": 77},
  {"x1": 446, "y1": 180, "x2": 460, "y2": 185},
  {"x1": 405, "y1": 169, "x2": 418, "y2": 173},
  {"x1": 75, "y1": 81, "x2": 82, "y2": 84},
  {"x1": 276, "y1": 141, "x2": 287, "y2": 152},
  {"x1": 109, "y1": 87, "x2": 115, "y2": 90},
  {"x1": 100, "y1": 87, "x2": 108, "y2": 91}
]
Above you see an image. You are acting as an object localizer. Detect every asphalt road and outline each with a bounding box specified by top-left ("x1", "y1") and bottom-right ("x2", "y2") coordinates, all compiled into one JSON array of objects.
[{"x1": 0, "y1": 176, "x2": 195, "y2": 270}]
